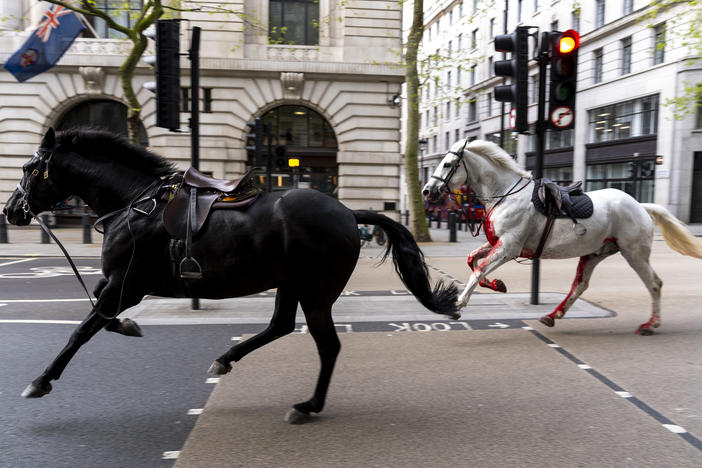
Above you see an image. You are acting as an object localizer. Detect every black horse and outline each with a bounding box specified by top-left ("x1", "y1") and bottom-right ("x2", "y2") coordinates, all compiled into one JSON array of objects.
[{"x1": 3, "y1": 128, "x2": 458, "y2": 422}]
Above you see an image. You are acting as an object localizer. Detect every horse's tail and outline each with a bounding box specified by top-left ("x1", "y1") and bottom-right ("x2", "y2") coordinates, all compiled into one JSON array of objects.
[
  {"x1": 641, "y1": 203, "x2": 702, "y2": 259},
  {"x1": 353, "y1": 210, "x2": 460, "y2": 318}
]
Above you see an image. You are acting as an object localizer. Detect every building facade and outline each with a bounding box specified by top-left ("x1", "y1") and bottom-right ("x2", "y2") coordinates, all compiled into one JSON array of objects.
[
  {"x1": 0, "y1": 0, "x2": 405, "y2": 215},
  {"x1": 408, "y1": 0, "x2": 702, "y2": 222}
]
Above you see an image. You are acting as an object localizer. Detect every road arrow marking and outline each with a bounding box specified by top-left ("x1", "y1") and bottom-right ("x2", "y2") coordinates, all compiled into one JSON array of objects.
[{"x1": 488, "y1": 322, "x2": 510, "y2": 328}]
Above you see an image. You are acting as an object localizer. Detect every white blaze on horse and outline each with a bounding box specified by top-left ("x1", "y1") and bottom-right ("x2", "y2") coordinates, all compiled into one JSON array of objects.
[{"x1": 423, "y1": 138, "x2": 702, "y2": 335}]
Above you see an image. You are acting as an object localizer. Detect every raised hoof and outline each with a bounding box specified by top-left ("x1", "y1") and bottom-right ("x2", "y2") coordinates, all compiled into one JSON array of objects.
[
  {"x1": 448, "y1": 311, "x2": 462, "y2": 320},
  {"x1": 636, "y1": 326, "x2": 655, "y2": 336},
  {"x1": 539, "y1": 315, "x2": 555, "y2": 327},
  {"x1": 21, "y1": 382, "x2": 52, "y2": 398},
  {"x1": 120, "y1": 319, "x2": 143, "y2": 337},
  {"x1": 284, "y1": 408, "x2": 314, "y2": 425},
  {"x1": 493, "y1": 279, "x2": 507, "y2": 293},
  {"x1": 207, "y1": 361, "x2": 232, "y2": 375}
]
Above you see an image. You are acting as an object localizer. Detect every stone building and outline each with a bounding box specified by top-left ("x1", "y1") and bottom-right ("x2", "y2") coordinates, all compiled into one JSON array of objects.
[
  {"x1": 408, "y1": 0, "x2": 702, "y2": 222},
  {"x1": 0, "y1": 0, "x2": 405, "y2": 215}
]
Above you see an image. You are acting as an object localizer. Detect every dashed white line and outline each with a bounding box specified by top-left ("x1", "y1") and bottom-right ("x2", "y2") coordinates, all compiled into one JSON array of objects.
[
  {"x1": 231, "y1": 336, "x2": 242, "y2": 341},
  {"x1": 577, "y1": 364, "x2": 592, "y2": 370},
  {"x1": 0, "y1": 319, "x2": 81, "y2": 325},
  {"x1": 663, "y1": 424, "x2": 687, "y2": 434},
  {"x1": 162, "y1": 451, "x2": 180, "y2": 459},
  {"x1": 205, "y1": 377, "x2": 220, "y2": 384},
  {"x1": 187, "y1": 408, "x2": 204, "y2": 415},
  {"x1": 547, "y1": 343, "x2": 561, "y2": 348},
  {"x1": 615, "y1": 391, "x2": 633, "y2": 398}
]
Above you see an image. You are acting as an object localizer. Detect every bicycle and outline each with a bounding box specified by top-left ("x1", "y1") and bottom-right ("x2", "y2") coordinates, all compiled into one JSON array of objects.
[{"x1": 358, "y1": 224, "x2": 386, "y2": 247}]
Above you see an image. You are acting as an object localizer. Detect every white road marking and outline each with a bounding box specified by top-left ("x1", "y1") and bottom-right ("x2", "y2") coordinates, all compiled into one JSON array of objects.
[
  {"x1": 615, "y1": 391, "x2": 632, "y2": 398},
  {"x1": 547, "y1": 343, "x2": 561, "y2": 348},
  {"x1": 0, "y1": 298, "x2": 92, "y2": 303},
  {"x1": 521, "y1": 326, "x2": 534, "y2": 330},
  {"x1": 662, "y1": 424, "x2": 687, "y2": 434},
  {"x1": 0, "y1": 258, "x2": 36, "y2": 267},
  {"x1": 231, "y1": 336, "x2": 242, "y2": 341},
  {"x1": 0, "y1": 319, "x2": 81, "y2": 324},
  {"x1": 577, "y1": 364, "x2": 592, "y2": 369},
  {"x1": 162, "y1": 451, "x2": 180, "y2": 459},
  {"x1": 205, "y1": 377, "x2": 220, "y2": 384},
  {"x1": 187, "y1": 408, "x2": 204, "y2": 415}
]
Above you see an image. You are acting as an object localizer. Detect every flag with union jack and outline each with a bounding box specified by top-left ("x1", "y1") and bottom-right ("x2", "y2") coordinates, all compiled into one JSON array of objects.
[{"x1": 3, "y1": 5, "x2": 84, "y2": 83}]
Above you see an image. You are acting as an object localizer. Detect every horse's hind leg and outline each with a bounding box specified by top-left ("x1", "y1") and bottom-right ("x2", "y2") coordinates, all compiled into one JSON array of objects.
[
  {"x1": 539, "y1": 242, "x2": 618, "y2": 327},
  {"x1": 209, "y1": 285, "x2": 298, "y2": 374},
  {"x1": 620, "y1": 246, "x2": 663, "y2": 335},
  {"x1": 468, "y1": 242, "x2": 507, "y2": 293},
  {"x1": 285, "y1": 301, "x2": 340, "y2": 424}
]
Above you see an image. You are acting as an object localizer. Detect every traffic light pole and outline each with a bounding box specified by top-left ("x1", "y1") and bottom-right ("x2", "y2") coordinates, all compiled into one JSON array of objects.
[
  {"x1": 190, "y1": 26, "x2": 201, "y2": 311},
  {"x1": 530, "y1": 31, "x2": 550, "y2": 306}
]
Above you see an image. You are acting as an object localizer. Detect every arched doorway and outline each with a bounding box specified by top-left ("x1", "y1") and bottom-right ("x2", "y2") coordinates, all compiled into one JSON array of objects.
[
  {"x1": 56, "y1": 99, "x2": 148, "y2": 146},
  {"x1": 251, "y1": 105, "x2": 338, "y2": 196}
]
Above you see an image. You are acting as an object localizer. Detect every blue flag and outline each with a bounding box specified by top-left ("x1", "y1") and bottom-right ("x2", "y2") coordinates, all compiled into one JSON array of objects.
[{"x1": 3, "y1": 5, "x2": 84, "y2": 83}]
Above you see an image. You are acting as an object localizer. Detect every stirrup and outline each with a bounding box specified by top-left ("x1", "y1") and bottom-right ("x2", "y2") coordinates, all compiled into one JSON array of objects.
[{"x1": 180, "y1": 257, "x2": 203, "y2": 279}]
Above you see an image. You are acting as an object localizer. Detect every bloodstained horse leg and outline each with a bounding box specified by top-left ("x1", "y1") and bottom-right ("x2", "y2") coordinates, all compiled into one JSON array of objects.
[
  {"x1": 468, "y1": 242, "x2": 507, "y2": 293},
  {"x1": 22, "y1": 281, "x2": 141, "y2": 398},
  {"x1": 539, "y1": 241, "x2": 618, "y2": 327},
  {"x1": 209, "y1": 284, "x2": 298, "y2": 374}
]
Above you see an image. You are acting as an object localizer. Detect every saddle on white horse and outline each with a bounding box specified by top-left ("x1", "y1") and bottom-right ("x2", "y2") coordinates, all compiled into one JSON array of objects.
[{"x1": 532, "y1": 178, "x2": 593, "y2": 223}]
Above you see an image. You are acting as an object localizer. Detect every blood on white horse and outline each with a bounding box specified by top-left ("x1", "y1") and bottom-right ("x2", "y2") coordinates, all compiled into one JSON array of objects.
[{"x1": 423, "y1": 138, "x2": 702, "y2": 335}]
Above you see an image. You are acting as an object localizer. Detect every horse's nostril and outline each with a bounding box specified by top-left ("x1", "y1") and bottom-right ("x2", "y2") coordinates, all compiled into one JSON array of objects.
[{"x1": 422, "y1": 189, "x2": 430, "y2": 197}]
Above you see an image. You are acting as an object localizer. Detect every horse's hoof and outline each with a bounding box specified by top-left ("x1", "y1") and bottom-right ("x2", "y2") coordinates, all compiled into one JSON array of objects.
[
  {"x1": 636, "y1": 326, "x2": 655, "y2": 336},
  {"x1": 494, "y1": 280, "x2": 507, "y2": 293},
  {"x1": 207, "y1": 361, "x2": 232, "y2": 375},
  {"x1": 539, "y1": 315, "x2": 555, "y2": 327},
  {"x1": 449, "y1": 311, "x2": 462, "y2": 320},
  {"x1": 120, "y1": 319, "x2": 143, "y2": 337},
  {"x1": 21, "y1": 382, "x2": 52, "y2": 398},
  {"x1": 284, "y1": 408, "x2": 313, "y2": 425}
]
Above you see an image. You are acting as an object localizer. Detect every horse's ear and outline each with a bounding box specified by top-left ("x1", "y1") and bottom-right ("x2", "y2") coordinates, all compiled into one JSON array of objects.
[{"x1": 40, "y1": 128, "x2": 56, "y2": 149}]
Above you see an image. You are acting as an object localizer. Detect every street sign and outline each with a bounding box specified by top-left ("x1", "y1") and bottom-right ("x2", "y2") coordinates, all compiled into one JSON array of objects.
[{"x1": 550, "y1": 106, "x2": 573, "y2": 128}]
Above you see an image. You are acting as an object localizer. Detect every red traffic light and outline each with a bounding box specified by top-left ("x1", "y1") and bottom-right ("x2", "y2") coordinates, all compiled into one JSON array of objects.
[{"x1": 557, "y1": 29, "x2": 580, "y2": 54}]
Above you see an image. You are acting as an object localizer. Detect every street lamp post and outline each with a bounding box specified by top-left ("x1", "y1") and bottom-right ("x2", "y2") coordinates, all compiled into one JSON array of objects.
[{"x1": 418, "y1": 138, "x2": 428, "y2": 186}]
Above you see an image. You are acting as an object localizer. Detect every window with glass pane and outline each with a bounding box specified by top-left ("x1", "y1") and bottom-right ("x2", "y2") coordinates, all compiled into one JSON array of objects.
[
  {"x1": 696, "y1": 93, "x2": 702, "y2": 128},
  {"x1": 269, "y1": 0, "x2": 319, "y2": 45},
  {"x1": 623, "y1": 0, "x2": 633, "y2": 15},
  {"x1": 621, "y1": 37, "x2": 632, "y2": 75},
  {"x1": 89, "y1": 0, "x2": 143, "y2": 39},
  {"x1": 588, "y1": 95, "x2": 659, "y2": 143},
  {"x1": 593, "y1": 49, "x2": 603, "y2": 83},
  {"x1": 595, "y1": 0, "x2": 605, "y2": 28},
  {"x1": 654, "y1": 23, "x2": 665, "y2": 65}
]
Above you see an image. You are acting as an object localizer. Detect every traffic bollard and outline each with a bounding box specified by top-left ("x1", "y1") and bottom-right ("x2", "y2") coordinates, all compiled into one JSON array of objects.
[
  {"x1": 41, "y1": 214, "x2": 50, "y2": 243},
  {"x1": 449, "y1": 212, "x2": 457, "y2": 242},
  {"x1": 0, "y1": 214, "x2": 8, "y2": 243},
  {"x1": 82, "y1": 213, "x2": 92, "y2": 244}
]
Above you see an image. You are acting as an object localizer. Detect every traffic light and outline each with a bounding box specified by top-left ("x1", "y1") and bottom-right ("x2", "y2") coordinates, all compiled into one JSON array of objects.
[
  {"x1": 274, "y1": 144, "x2": 287, "y2": 169},
  {"x1": 493, "y1": 26, "x2": 530, "y2": 133},
  {"x1": 245, "y1": 118, "x2": 264, "y2": 166},
  {"x1": 143, "y1": 20, "x2": 181, "y2": 131},
  {"x1": 548, "y1": 29, "x2": 579, "y2": 131}
]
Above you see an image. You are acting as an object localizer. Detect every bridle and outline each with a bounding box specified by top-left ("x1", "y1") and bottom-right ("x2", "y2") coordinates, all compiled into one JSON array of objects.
[
  {"x1": 17, "y1": 148, "x2": 57, "y2": 217},
  {"x1": 429, "y1": 138, "x2": 470, "y2": 195}
]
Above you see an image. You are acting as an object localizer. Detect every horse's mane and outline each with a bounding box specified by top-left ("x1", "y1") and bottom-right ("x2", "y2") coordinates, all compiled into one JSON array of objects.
[
  {"x1": 465, "y1": 139, "x2": 532, "y2": 179},
  {"x1": 55, "y1": 128, "x2": 176, "y2": 178}
]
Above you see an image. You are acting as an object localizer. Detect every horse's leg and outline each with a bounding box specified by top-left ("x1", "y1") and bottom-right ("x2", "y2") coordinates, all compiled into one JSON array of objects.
[
  {"x1": 22, "y1": 281, "x2": 142, "y2": 398},
  {"x1": 468, "y1": 242, "x2": 507, "y2": 293},
  {"x1": 620, "y1": 246, "x2": 663, "y2": 335},
  {"x1": 92, "y1": 276, "x2": 143, "y2": 337},
  {"x1": 539, "y1": 245, "x2": 618, "y2": 327},
  {"x1": 208, "y1": 285, "x2": 298, "y2": 374},
  {"x1": 285, "y1": 302, "x2": 340, "y2": 423},
  {"x1": 457, "y1": 239, "x2": 520, "y2": 308}
]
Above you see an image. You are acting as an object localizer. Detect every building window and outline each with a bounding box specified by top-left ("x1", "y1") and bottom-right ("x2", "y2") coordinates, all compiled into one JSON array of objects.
[
  {"x1": 468, "y1": 99, "x2": 477, "y2": 121},
  {"x1": 488, "y1": 57, "x2": 493, "y2": 78},
  {"x1": 621, "y1": 37, "x2": 632, "y2": 75},
  {"x1": 572, "y1": 10, "x2": 580, "y2": 31},
  {"x1": 487, "y1": 92, "x2": 492, "y2": 116},
  {"x1": 530, "y1": 75, "x2": 538, "y2": 104},
  {"x1": 203, "y1": 88, "x2": 213, "y2": 113},
  {"x1": 448, "y1": 40, "x2": 453, "y2": 57},
  {"x1": 446, "y1": 101, "x2": 451, "y2": 121},
  {"x1": 470, "y1": 65, "x2": 476, "y2": 85},
  {"x1": 455, "y1": 98, "x2": 461, "y2": 119},
  {"x1": 181, "y1": 87, "x2": 190, "y2": 113},
  {"x1": 433, "y1": 106, "x2": 438, "y2": 125},
  {"x1": 534, "y1": 0, "x2": 539, "y2": 12},
  {"x1": 425, "y1": 110, "x2": 430, "y2": 129},
  {"x1": 546, "y1": 128, "x2": 573, "y2": 150},
  {"x1": 458, "y1": 33, "x2": 462, "y2": 50},
  {"x1": 588, "y1": 94, "x2": 659, "y2": 143},
  {"x1": 445, "y1": 131, "x2": 450, "y2": 150},
  {"x1": 471, "y1": 29, "x2": 478, "y2": 49},
  {"x1": 595, "y1": 0, "x2": 605, "y2": 28},
  {"x1": 593, "y1": 48, "x2": 603, "y2": 84},
  {"x1": 457, "y1": 66, "x2": 462, "y2": 86},
  {"x1": 489, "y1": 18, "x2": 495, "y2": 37},
  {"x1": 586, "y1": 161, "x2": 655, "y2": 203},
  {"x1": 455, "y1": 129, "x2": 460, "y2": 143},
  {"x1": 88, "y1": 0, "x2": 142, "y2": 39},
  {"x1": 269, "y1": 0, "x2": 319, "y2": 45},
  {"x1": 447, "y1": 70, "x2": 452, "y2": 88},
  {"x1": 551, "y1": 20, "x2": 558, "y2": 32},
  {"x1": 623, "y1": 0, "x2": 633, "y2": 15},
  {"x1": 518, "y1": 0, "x2": 523, "y2": 21},
  {"x1": 696, "y1": 92, "x2": 702, "y2": 129},
  {"x1": 654, "y1": 23, "x2": 666, "y2": 65},
  {"x1": 543, "y1": 166, "x2": 572, "y2": 185}
]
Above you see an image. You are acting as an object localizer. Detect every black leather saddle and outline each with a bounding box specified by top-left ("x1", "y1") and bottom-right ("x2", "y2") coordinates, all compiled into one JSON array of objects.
[
  {"x1": 163, "y1": 167, "x2": 260, "y2": 279},
  {"x1": 531, "y1": 178, "x2": 593, "y2": 222}
]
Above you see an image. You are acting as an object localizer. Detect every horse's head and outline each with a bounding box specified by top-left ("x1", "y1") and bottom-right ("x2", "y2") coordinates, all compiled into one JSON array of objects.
[
  {"x1": 422, "y1": 138, "x2": 470, "y2": 203},
  {"x1": 3, "y1": 128, "x2": 70, "y2": 226}
]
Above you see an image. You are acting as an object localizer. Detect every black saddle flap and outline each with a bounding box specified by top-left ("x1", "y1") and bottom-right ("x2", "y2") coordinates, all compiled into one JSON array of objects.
[
  {"x1": 531, "y1": 179, "x2": 593, "y2": 220},
  {"x1": 163, "y1": 189, "x2": 219, "y2": 240}
]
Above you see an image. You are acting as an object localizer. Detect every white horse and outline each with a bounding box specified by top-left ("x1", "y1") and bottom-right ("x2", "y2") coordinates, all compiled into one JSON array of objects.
[{"x1": 422, "y1": 139, "x2": 702, "y2": 335}]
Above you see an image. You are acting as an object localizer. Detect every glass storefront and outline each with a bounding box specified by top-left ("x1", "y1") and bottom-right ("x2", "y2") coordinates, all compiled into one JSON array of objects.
[
  {"x1": 588, "y1": 95, "x2": 659, "y2": 143},
  {"x1": 586, "y1": 159, "x2": 655, "y2": 202}
]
